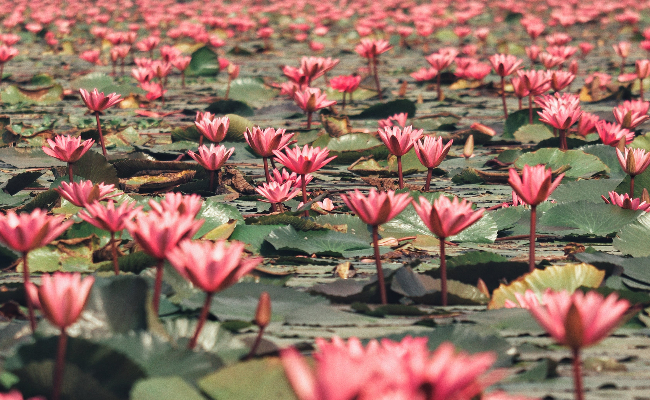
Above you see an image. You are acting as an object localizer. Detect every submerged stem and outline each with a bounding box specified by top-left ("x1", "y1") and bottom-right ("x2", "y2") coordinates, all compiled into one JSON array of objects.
[
  {"x1": 95, "y1": 112, "x2": 107, "y2": 158},
  {"x1": 23, "y1": 252, "x2": 36, "y2": 333},
  {"x1": 372, "y1": 225, "x2": 387, "y2": 305},
  {"x1": 52, "y1": 329, "x2": 68, "y2": 400},
  {"x1": 572, "y1": 348, "x2": 585, "y2": 400},
  {"x1": 152, "y1": 258, "x2": 165, "y2": 315},
  {"x1": 439, "y1": 237, "x2": 447, "y2": 306},
  {"x1": 188, "y1": 292, "x2": 214, "y2": 350},
  {"x1": 529, "y1": 205, "x2": 537, "y2": 272}
]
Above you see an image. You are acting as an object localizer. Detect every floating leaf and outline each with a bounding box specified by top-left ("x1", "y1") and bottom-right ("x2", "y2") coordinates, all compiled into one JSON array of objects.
[
  {"x1": 74, "y1": 150, "x2": 120, "y2": 185},
  {"x1": 539, "y1": 201, "x2": 641, "y2": 236},
  {"x1": 581, "y1": 144, "x2": 626, "y2": 179},
  {"x1": 229, "y1": 224, "x2": 284, "y2": 254},
  {"x1": 227, "y1": 77, "x2": 279, "y2": 108},
  {"x1": 551, "y1": 179, "x2": 623, "y2": 203},
  {"x1": 488, "y1": 207, "x2": 526, "y2": 231},
  {"x1": 131, "y1": 377, "x2": 205, "y2": 400},
  {"x1": 205, "y1": 99, "x2": 254, "y2": 117},
  {"x1": 325, "y1": 87, "x2": 377, "y2": 102},
  {"x1": 613, "y1": 212, "x2": 650, "y2": 257},
  {"x1": 391, "y1": 266, "x2": 489, "y2": 305},
  {"x1": 513, "y1": 124, "x2": 553, "y2": 143},
  {"x1": 313, "y1": 133, "x2": 388, "y2": 164},
  {"x1": 515, "y1": 148, "x2": 608, "y2": 179},
  {"x1": 264, "y1": 225, "x2": 372, "y2": 257},
  {"x1": 224, "y1": 113, "x2": 255, "y2": 141},
  {"x1": 1, "y1": 84, "x2": 63, "y2": 104},
  {"x1": 489, "y1": 263, "x2": 605, "y2": 309},
  {"x1": 198, "y1": 358, "x2": 296, "y2": 400},
  {"x1": 3, "y1": 171, "x2": 43, "y2": 195},
  {"x1": 186, "y1": 46, "x2": 219, "y2": 77},
  {"x1": 503, "y1": 108, "x2": 542, "y2": 138}
]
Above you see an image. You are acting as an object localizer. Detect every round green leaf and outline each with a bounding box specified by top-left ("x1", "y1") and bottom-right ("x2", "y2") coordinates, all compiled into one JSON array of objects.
[{"x1": 515, "y1": 148, "x2": 608, "y2": 179}]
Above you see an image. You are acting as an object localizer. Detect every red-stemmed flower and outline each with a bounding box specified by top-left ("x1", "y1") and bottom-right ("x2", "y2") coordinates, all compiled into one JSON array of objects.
[
  {"x1": 54, "y1": 180, "x2": 119, "y2": 207},
  {"x1": 293, "y1": 88, "x2": 336, "y2": 129},
  {"x1": 79, "y1": 88, "x2": 123, "y2": 158},
  {"x1": 244, "y1": 127, "x2": 295, "y2": 182},
  {"x1": 414, "y1": 136, "x2": 453, "y2": 191},
  {"x1": 195, "y1": 113, "x2": 229, "y2": 146},
  {"x1": 42, "y1": 135, "x2": 95, "y2": 181},
  {"x1": 413, "y1": 195, "x2": 484, "y2": 306},
  {"x1": 489, "y1": 54, "x2": 524, "y2": 119},
  {"x1": 187, "y1": 144, "x2": 235, "y2": 192},
  {"x1": 617, "y1": 147, "x2": 650, "y2": 196},
  {"x1": 378, "y1": 125, "x2": 423, "y2": 189}
]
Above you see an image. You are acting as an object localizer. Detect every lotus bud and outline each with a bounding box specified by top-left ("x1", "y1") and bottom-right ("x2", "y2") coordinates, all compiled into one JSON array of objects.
[
  {"x1": 569, "y1": 59, "x2": 578, "y2": 75},
  {"x1": 255, "y1": 291, "x2": 272, "y2": 328},
  {"x1": 463, "y1": 134, "x2": 474, "y2": 159},
  {"x1": 564, "y1": 303, "x2": 585, "y2": 350},
  {"x1": 617, "y1": 137, "x2": 627, "y2": 153},
  {"x1": 643, "y1": 188, "x2": 650, "y2": 204}
]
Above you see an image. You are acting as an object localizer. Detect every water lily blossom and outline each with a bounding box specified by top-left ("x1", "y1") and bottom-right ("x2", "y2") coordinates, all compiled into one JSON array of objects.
[
  {"x1": 341, "y1": 189, "x2": 411, "y2": 304},
  {"x1": 79, "y1": 88, "x2": 123, "y2": 158},
  {"x1": 244, "y1": 127, "x2": 295, "y2": 182},
  {"x1": 42, "y1": 135, "x2": 95, "y2": 181},
  {"x1": 414, "y1": 136, "x2": 453, "y2": 191},
  {"x1": 509, "y1": 165, "x2": 564, "y2": 271},
  {"x1": 378, "y1": 125, "x2": 423, "y2": 189},
  {"x1": 617, "y1": 147, "x2": 650, "y2": 195}
]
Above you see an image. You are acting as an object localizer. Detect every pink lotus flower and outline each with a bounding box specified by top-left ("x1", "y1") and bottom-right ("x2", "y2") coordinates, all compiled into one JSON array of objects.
[
  {"x1": 613, "y1": 100, "x2": 650, "y2": 129},
  {"x1": 273, "y1": 145, "x2": 335, "y2": 216},
  {"x1": 245, "y1": 126, "x2": 295, "y2": 182},
  {"x1": 0, "y1": 209, "x2": 74, "y2": 332},
  {"x1": 167, "y1": 239, "x2": 260, "y2": 349},
  {"x1": 42, "y1": 135, "x2": 95, "y2": 181},
  {"x1": 131, "y1": 67, "x2": 154, "y2": 83},
  {"x1": 0, "y1": 390, "x2": 45, "y2": 400},
  {"x1": 273, "y1": 145, "x2": 336, "y2": 176},
  {"x1": 195, "y1": 114, "x2": 229, "y2": 145},
  {"x1": 341, "y1": 188, "x2": 411, "y2": 227},
  {"x1": 26, "y1": 272, "x2": 94, "y2": 329},
  {"x1": 509, "y1": 164, "x2": 563, "y2": 271},
  {"x1": 26, "y1": 272, "x2": 94, "y2": 400},
  {"x1": 0, "y1": 44, "x2": 18, "y2": 67},
  {"x1": 596, "y1": 121, "x2": 634, "y2": 146},
  {"x1": 410, "y1": 67, "x2": 438, "y2": 82},
  {"x1": 79, "y1": 200, "x2": 142, "y2": 274},
  {"x1": 293, "y1": 88, "x2": 336, "y2": 129},
  {"x1": 602, "y1": 191, "x2": 650, "y2": 211},
  {"x1": 574, "y1": 112, "x2": 600, "y2": 136},
  {"x1": 536, "y1": 94, "x2": 582, "y2": 150},
  {"x1": 378, "y1": 112, "x2": 409, "y2": 129},
  {"x1": 413, "y1": 195, "x2": 484, "y2": 306},
  {"x1": 281, "y1": 336, "x2": 499, "y2": 400},
  {"x1": 269, "y1": 168, "x2": 313, "y2": 188},
  {"x1": 79, "y1": 49, "x2": 101, "y2": 65},
  {"x1": 355, "y1": 39, "x2": 392, "y2": 99},
  {"x1": 135, "y1": 36, "x2": 160, "y2": 54},
  {"x1": 187, "y1": 144, "x2": 234, "y2": 171},
  {"x1": 168, "y1": 240, "x2": 260, "y2": 294},
  {"x1": 613, "y1": 41, "x2": 631, "y2": 73},
  {"x1": 525, "y1": 45, "x2": 540, "y2": 62},
  {"x1": 490, "y1": 54, "x2": 524, "y2": 119},
  {"x1": 54, "y1": 180, "x2": 119, "y2": 207},
  {"x1": 426, "y1": 48, "x2": 458, "y2": 101},
  {"x1": 617, "y1": 147, "x2": 650, "y2": 195},
  {"x1": 528, "y1": 290, "x2": 629, "y2": 400},
  {"x1": 256, "y1": 181, "x2": 301, "y2": 205},
  {"x1": 79, "y1": 88, "x2": 123, "y2": 158},
  {"x1": 414, "y1": 136, "x2": 453, "y2": 191},
  {"x1": 126, "y1": 211, "x2": 203, "y2": 314},
  {"x1": 149, "y1": 192, "x2": 203, "y2": 218},
  {"x1": 504, "y1": 290, "x2": 542, "y2": 309},
  {"x1": 551, "y1": 70, "x2": 576, "y2": 92},
  {"x1": 329, "y1": 75, "x2": 361, "y2": 107},
  {"x1": 0, "y1": 33, "x2": 20, "y2": 46},
  {"x1": 378, "y1": 125, "x2": 423, "y2": 189},
  {"x1": 172, "y1": 55, "x2": 192, "y2": 87}
]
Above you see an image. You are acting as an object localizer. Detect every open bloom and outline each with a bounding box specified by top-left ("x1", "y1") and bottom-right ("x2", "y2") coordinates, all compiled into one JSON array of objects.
[
  {"x1": 596, "y1": 121, "x2": 634, "y2": 146},
  {"x1": 329, "y1": 75, "x2": 361, "y2": 93},
  {"x1": 42, "y1": 135, "x2": 94, "y2": 163},
  {"x1": 413, "y1": 195, "x2": 484, "y2": 239},
  {"x1": 575, "y1": 112, "x2": 600, "y2": 136},
  {"x1": 504, "y1": 290, "x2": 543, "y2": 309},
  {"x1": 167, "y1": 240, "x2": 260, "y2": 293},
  {"x1": 613, "y1": 100, "x2": 650, "y2": 129},
  {"x1": 0, "y1": 209, "x2": 73, "y2": 253},
  {"x1": 126, "y1": 211, "x2": 203, "y2": 260},
  {"x1": 410, "y1": 67, "x2": 438, "y2": 82},
  {"x1": 341, "y1": 189, "x2": 411, "y2": 226},
  {"x1": 518, "y1": 69, "x2": 552, "y2": 95},
  {"x1": 270, "y1": 168, "x2": 313, "y2": 188},
  {"x1": 0, "y1": 45, "x2": 18, "y2": 63},
  {"x1": 355, "y1": 38, "x2": 392, "y2": 59},
  {"x1": 187, "y1": 144, "x2": 235, "y2": 171},
  {"x1": 79, "y1": 88, "x2": 123, "y2": 113},
  {"x1": 617, "y1": 147, "x2": 650, "y2": 177},
  {"x1": 79, "y1": 200, "x2": 142, "y2": 233},
  {"x1": 378, "y1": 125, "x2": 423, "y2": 157},
  {"x1": 508, "y1": 164, "x2": 564, "y2": 207},
  {"x1": 25, "y1": 272, "x2": 94, "y2": 329},
  {"x1": 550, "y1": 71, "x2": 576, "y2": 91},
  {"x1": 244, "y1": 127, "x2": 295, "y2": 158},
  {"x1": 256, "y1": 181, "x2": 300, "y2": 204},
  {"x1": 195, "y1": 114, "x2": 229, "y2": 143},
  {"x1": 528, "y1": 290, "x2": 630, "y2": 350},
  {"x1": 54, "y1": 180, "x2": 119, "y2": 207},
  {"x1": 414, "y1": 136, "x2": 453, "y2": 169},
  {"x1": 149, "y1": 192, "x2": 203, "y2": 218},
  {"x1": 602, "y1": 191, "x2": 650, "y2": 211},
  {"x1": 281, "y1": 336, "x2": 499, "y2": 400},
  {"x1": 537, "y1": 97, "x2": 582, "y2": 130},
  {"x1": 273, "y1": 145, "x2": 336, "y2": 175},
  {"x1": 489, "y1": 54, "x2": 523, "y2": 77},
  {"x1": 293, "y1": 88, "x2": 336, "y2": 113}
]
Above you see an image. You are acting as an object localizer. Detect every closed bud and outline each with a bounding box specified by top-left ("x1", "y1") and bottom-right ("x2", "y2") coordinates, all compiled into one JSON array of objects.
[
  {"x1": 564, "y1": 302, "x2": 584, "y2": 350},
  {"x1": 470, "y1": 122, "x2": 496, "y2": 136},
  {"x1": 626, "y1": 149, "x2": 637, "y2": 175},
  {"x1": 617, "y1": 137, "x2": 627, "y2": 153},
  {"x1": 228, "y1": 63, "x2": 240, "y2": 80},
  {"x1": 463, "y1": 134, "x2": 474, "y2": 159},
  {"x1": 569, "y1": 59, "x2": 578, "y2": 75},
  {"x1": 255, "y1": 291, "x2": 272, "y2": 328},
  {"x1": 476, "y1": 278, "x2": 490, "y2": 298},
  {"x1": 643, "y1": 188, "x2": 650, "y2": 204}
]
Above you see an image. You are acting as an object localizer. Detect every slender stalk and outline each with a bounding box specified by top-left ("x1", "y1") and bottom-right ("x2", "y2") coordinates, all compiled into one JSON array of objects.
[
  {"x1": 209, "y1": 170, "x2": 215, "y2": 192},
  {"x1": 341, "y1": 92, "x2": 346, "y2": 109},
  {"x1": 501, "y1": 76, "x2": 508, "y2": 119},
  {"x1": 181, "y1": 71, "x2": 186, "y2": 88},
  {"x1": 529, "y1": 205, "x2": 537, "y2": 272},
  {"x1": 263, "y1": 157, "x2": 271, "y2": 183},
  {"x1": 424, "y1": 168, "x2": 433, "y2": 191},
  {"x1": 52, "y1": 328, "x2": 68, "y2": 400},
  {"x1": 528, "y1": 93, "x2": 534, "y2": 124},
  {"x1": 188, "y1": 292, "x2": 214, "y2": 350},
  {"x1": 373, "y1": 58, "x2": 382, "y2": 100},
  {"x1": 199, "y1": 135, "x2": 204, "y2": 147},
  {"x1": 225, "y1": 77, "x2": 232, "y2": 100},
  {"x1": 397, "y1": 155, "x2": 404, "y2": 189},
  {"x1": 306, "y1": 111, "x2": 313, "y2": 130},
  {"x1": 559, "y1": 128, "x2": 567, "y2": 151},
  {"x1": 630, "y1": 175, "x2": 635, "y2": 197},
  {"x1": 436, "y1": 73, "x2": 442, "y2": 101},
  {"x1": 641, "y1": 79, "x2": 645, "y2": 102},
  {"x1": 0, "y1": 64, "x2": 4, "y2": 84},
  {"x1": 372, "y1": 225, "x2": 387, "y2": 305},
  {"x1": 572, "y1": 348, "x2": 585, "y2": 400},
  {"x1": 110, "y1": 232, "x2": 119, "y2": 275},
  {"x1": 245, "y1": 325, "x2": 266, "y2": 360},
  {"x1": 301, "y1": 174, "x2": 308, "y2": 218},
  {"x1": 67, "y1": 163, "x2": 74, "y2": 182},
  {"x1": 439, "y1": 237, "x2": 448, "y2": 306},
  {"x1": 22, "y1": 252, "x2": 36, "y2": 333},
  {"x1": 152, "y1": 258, "x2": 165, "y2": 315},
  {"x1": 95, "y1": 112, "x2": 107, "y2": 158},
  {"x1": 620, "y1": 57, "x2": 626, "y2": 75},
  {"x1": 518, "y1": 97, "x2": 522, "y2": 110}
]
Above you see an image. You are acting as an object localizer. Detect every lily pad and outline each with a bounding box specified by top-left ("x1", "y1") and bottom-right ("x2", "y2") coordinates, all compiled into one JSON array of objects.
[
  {"x1": 503, "y1": 108, "x2": 542, "y2": 138},
  {"x1": 227, "y1": 77, "x2": 279, "y2": 108},
  {"x1": 186, "y1": 46, "x2": 220, "y2": 77},
  {"x1": 1, "y1": 84, "x2": 63, "y2": 104},
  {"x1": 350, "y1": 99, "x2": 416, "y2": 119},
  {"x1": 513, "y1": 124, "x2": 553, "y2": 144},
  {"x1": 264, "y1": 225, "x2": 373, "y2": 257},
  {"x1": 539, "y1": 201, "x2": 642, "y2": 236},
  {"x1": 515, "y1": 148, "x2": 609, "y2": 179},
  {"x1": 312, "y1": 133, "x2": 388, "y2": 163},
  {"x1": 613, "y1": 212, "x2": 650, "y2": 257},
  {"x1": 489, "y1": 263, "x2": 606, "y2": 309}
]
